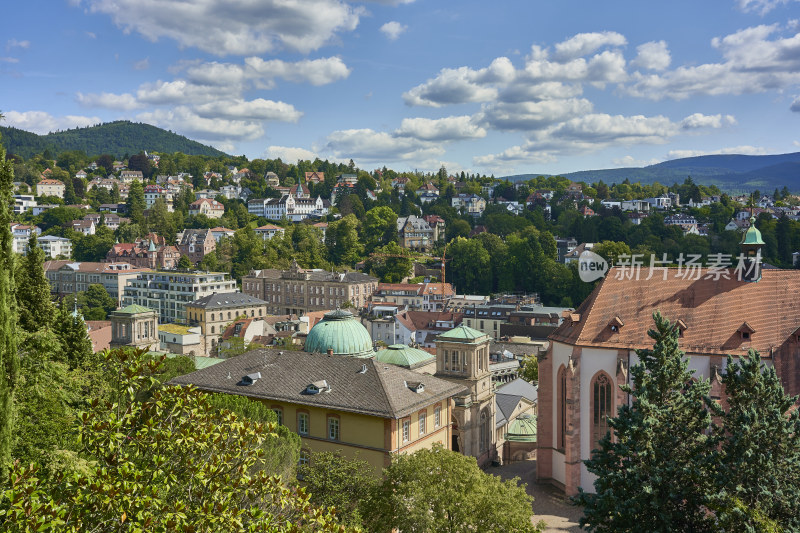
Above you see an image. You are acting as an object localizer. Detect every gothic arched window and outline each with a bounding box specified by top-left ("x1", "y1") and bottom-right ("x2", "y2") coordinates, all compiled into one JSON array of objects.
[
  {"x1": 591, "y1": 371, "x2": 613, "y2": 450},
  {"x1": 557, "y1": 365, "x2": 567, "y2": 451}
]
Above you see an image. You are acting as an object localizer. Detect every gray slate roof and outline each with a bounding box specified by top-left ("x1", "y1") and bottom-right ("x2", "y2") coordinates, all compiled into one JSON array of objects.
[
  {"x1": 495, "y1": 377, "x2": 538, "y2": 429},
  {"x1": 169, "y1": 348, "x2": 466, "y2": 419},
  {"x1": 248, "y1": 268, "x2": 377, "y2": 283},
  {"x1": 188, "y1": 292, "x2": 268, "y2": 309}
]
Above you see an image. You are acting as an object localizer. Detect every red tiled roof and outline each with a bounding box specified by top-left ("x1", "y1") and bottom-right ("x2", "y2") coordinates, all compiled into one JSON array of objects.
[{"x1": 549, "y1": 267, "x2": 800, "y2": 357}]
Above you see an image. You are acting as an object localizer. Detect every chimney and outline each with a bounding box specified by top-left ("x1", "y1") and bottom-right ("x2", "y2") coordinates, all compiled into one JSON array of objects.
[{"x1": 327, "y1": 348, "x2": 334, "y2": 355}]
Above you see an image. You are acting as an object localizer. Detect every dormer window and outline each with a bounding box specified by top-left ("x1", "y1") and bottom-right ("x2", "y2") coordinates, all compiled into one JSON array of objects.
[
  {"x1": 405, "y1": 381, "x2": 425, "y2": 393},
  {"x1": 609, "y1": 316, "x2": 624, "y2": 333},
  {"x1": 738, "y1": 322, "x2": 755, "y2": 341},
  {"x1": 239, "y1": 372, "x2": 261, "y2": 386},
  {"x1": 676, "y1": 319, "x2": 688, "y2": 338},
  {"x1": 305, "y1": 379, "x2": 330, "y2": 394}
]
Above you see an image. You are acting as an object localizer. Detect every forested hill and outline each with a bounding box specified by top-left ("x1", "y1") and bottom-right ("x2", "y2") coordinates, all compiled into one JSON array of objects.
[
  {"x1": 506, "y1": 151, "x2": 800, "y2": 193},
  {"x1": 0, "y1": 120, "x2": 228, "y2": 159}
]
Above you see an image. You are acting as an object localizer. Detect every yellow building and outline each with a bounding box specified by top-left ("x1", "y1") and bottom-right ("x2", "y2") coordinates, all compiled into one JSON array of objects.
[
  {"x1": 171, "y1": 349, "x2": 465, "y2": 474},
  {"x1": 186, "y1": 292, "x2": 269, "y2": 356}
]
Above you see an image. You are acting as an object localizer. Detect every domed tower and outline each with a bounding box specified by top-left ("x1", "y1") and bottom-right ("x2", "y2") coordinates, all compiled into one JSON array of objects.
[
  {"x1": 739, "y1": 216, "x2": 765, "y2": 282},
  {"x1": 304, "y1": 309, "x2": 375, "y2": 358}
]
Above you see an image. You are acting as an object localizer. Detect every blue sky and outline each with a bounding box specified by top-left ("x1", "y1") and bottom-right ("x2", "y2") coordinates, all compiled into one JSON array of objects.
[{"x1": 3, "y1": 0, "x2": 800, "y2": 177}]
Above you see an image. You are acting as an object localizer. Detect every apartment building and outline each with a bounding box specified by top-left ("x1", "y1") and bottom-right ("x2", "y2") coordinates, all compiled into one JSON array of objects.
[
  {"x1": 122, "y1": 271, "x2": 237, "y2": 324},
  {"x1": 44, "y1": 261, "x2": 146, "y2": 303},
  {"x1": 185, "y1": 292, "x2": 269, "y2": 356},
  {"x1": 242, "y1": 260, "x2": 378, "y2": 315},
  {"x1": 369, "y1": 282, "x2": 454, "y2": 312}
]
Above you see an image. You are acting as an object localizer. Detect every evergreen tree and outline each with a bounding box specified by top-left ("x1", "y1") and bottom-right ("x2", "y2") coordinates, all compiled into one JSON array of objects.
[
  {"x1": 713, "y1": 350, "x2": 800, "y2": 531},
  {"x1": 0, "y1": 130, "x2": 19, "y2": 478},
  {"x1": 576, "y1": 312, "x2": 719, "y2": 532},
  {"x1": 126, "y1": 179, "x2": 146, "y2": 227},
  {"x1": 53, "y1": 298, "x2": 94, "y2": 369},
  {"x1": 16, "y1": 232, "x2": 56, "y2": 333}
]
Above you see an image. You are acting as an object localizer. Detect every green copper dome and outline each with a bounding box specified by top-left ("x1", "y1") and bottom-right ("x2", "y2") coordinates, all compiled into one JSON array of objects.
[
  {"x1": 740, "y1": 216, "x2": 765, "y2": 246},
  {"x1": 305, "y1": 309, "x2": 375, "y2": 359},
  {"x1": 376, "y1": 344, "x2": 435, "y2": 369},
  {"x1": 505, "y1": 414, "x2": 537, "y2": 442},
  {"x1": 436, "y1": 324, "x2": 489, "y2": 343}
]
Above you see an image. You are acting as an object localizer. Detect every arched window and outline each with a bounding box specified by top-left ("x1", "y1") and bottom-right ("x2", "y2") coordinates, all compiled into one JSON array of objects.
[
  {"x1": 479, "y1": 411, "x2": 488, "y2": 452},
  {"x1": 591, "y1": 372, "x2": 613, "y2": 450},
  {"x1": 557, "y1": 365, "x2": 567, "y2": 451}
]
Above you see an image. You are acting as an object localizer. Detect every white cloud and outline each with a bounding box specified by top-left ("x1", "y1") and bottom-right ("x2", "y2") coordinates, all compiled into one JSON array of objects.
[
  {"x1": 666, "y1": 145, "x2": 771, "y2": 158},
  {"x1": 135, "y1": 79, "x2": 232, "y2": 105},
  {"x1": 133, "y1": 57, "x2": 150, "y2": 70},
  {"x1": 78, "y1": 0, "x2": 362, "y2": 55},
  {"x1": 6, "y1": 39, "x2": 30, "y2": 50},
  {"x1": 793, "y1": 140, "x2": 800, "y2": 147},
  {"x1": 497, "y1": 81, "x2": 583, "y2": 103},
  {"x1": 553, "y1": 31, "x2": 627, "y2": 61},
  {"x1": 193, "y1": 98, "x2": 302, "y2": 122},
  {"x1": 85, "y1": 31, "x2": 96, "y2": 39},
  {"x1": 244, "y1": 56, "x2": 351, "y2": 86},
  {"x1": 680, "y1": 113, "x2": 737, "y2": 129},
  {"x1": 3, "y1": 110, "x2": 101, "y2": 134},
  {"x1": 626, "y1": 24, "x2": 800, "y2": 100},
  {"x1": 380, "y1": 21, "x2": 407, "y2": 41},
  {"x1": 264, "y1": 146, "x2": 319, "y2": 162},
  {"x1": 324, "y1": 128, "x2": 444, "y2": 162},
  {"x1": 395, "y1": 115, "x2": 486, "y2": 141},
  {"x1": 476, "y1": 98, "x2": 594, "y2": 131},
  {"x1": 403, "y1": 66, "x2": 500, "y2": 107},
  {"x1": 791, "y1": 96, "x2": 800, "y2": 111},
  {"x1": 0, "y1": 57, "x2": 19, "y2": 63},
  {"x1": 612, "y1": 155, "x2": 663, "y2": 167},
  {"x1": 474, "y1": 111, "x2": 732, "y2": 168},
  {"x1": 76, "y1": 92, "x2": 141, "y2": 110},
  {"x1": 136, "y1": 107, "x2": 264, "y2": 141},
  {"x1": 630, "y1": 41, "x2": 671, "y2": 71},
  {"x1": 737, "y1": 0, "x2": 799, "y2": 15}
]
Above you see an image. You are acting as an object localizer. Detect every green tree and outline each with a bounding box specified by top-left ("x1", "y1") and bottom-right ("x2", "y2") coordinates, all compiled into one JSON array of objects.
[
  {"x1": 576, "y1": 312, "x2": 719, "y2": 532},
  {"x1": 207, "y1": 392, "x2": 300, "y2": 480},
  {"x1": 326, "y1": 214, "x2": 363, "y2": 266},
  {"x1": 367, "y1": 444, "x2": 541, "y2": 533},
  {"x1": 366, "y1": 242, "x2": 413, "y2": 283},
  {"x1": 72, "y1": 225, "x2": 115, "y2": 262},
  {"x1": 517, "y1": 354, "x2": 538, "y2": 383},
  {"x1": 177, "y1": 254, "x2": 193, "y2": 269},
  {"x1": 53, "y1": 298, "x2": 94, "y2": 370},
  {"x1": 363, "y1": 206, "x2": 398, "y2": 252},
  {"x1": 712, "y1": 350, "x2": 800, "y2": 531},
  {"x1": 126, "y1": 179, "x2": 146, "y2": 227},
  {"x1": 446, "y1": 219, "x2": 471, "y2": 241},
  {"x1": 77, "y1": 284, "x2": 117, "y2": 321},
  {"x1": 0, "y1": 349, "x2": 350, "y2": 532},
  {"x1": 447, "y1": 237, "x2": 491, "y2": 294},
  {"x1": 592, "y1": 240, "x2": 632, "y2": 266},
  {"x1": 0, "y1": 131, "x2": 19, "y2": 479},
  {"x1": 298, "y1": 451, "x2": 378, "y2": 528},
  {"x1": 15, "y1": 232, "x2": 56, "y2": 333}
]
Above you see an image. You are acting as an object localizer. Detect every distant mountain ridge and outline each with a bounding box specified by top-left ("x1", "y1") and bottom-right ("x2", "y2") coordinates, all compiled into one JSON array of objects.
[
  {"x1": 0, "y1": 120, "x2": 228, "y2": 159},
  {"x1": 504, "y1": 152, "x2": 800, "y2": 193}
]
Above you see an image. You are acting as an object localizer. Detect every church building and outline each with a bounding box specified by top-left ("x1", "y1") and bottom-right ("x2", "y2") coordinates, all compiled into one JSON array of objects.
[{"x1": 538, "y1": 219, "x2": 800, "y2": 495}]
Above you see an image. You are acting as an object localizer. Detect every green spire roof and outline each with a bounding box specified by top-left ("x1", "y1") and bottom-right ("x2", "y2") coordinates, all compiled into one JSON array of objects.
[
  {"x1": 505, "y1": 414, "x2": 537, "y2": 442},
  {"x1": 304, "y1": 309, "x2": 375, "y2": 359},
  {"x1": 436, "y1": 324, "x2": 488, "y2": 342},
  {"x1": 376, "y1": 344, "x2": 434, "y2": 369},
  {"x1": 740, "y1": 216, "x2": 765, "y2": 246},
  {"x1": 148, "y1": 240, "x2": 157, "y2": 252},
  {"x1": 116, "y1": 304, "x2": 153, "y2": 315}
]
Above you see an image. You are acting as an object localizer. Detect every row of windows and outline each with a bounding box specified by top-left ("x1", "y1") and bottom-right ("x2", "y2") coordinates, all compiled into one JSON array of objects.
[
  {"x1": 271, "y1": 407, "x2": 341, "y2": 441},
  {"x1": 401, "y1": 405, "x2": 442, "y2": 443}
]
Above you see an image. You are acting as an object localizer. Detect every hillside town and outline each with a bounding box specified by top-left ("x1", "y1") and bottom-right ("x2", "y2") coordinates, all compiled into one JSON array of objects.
[{"x1": 2, "y1": 145, "x2": 800, "y2": 531}]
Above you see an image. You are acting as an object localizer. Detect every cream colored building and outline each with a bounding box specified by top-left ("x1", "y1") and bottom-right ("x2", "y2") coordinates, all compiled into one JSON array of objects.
[
  {"x1": 36, "y1": 179, "x2": 65, "y2": 198},
  {"x1": 243, "y1": 260, "x2": 378, "y2": 315},
  {"x1": 170, "y1": 349, "x2": 465, "y2": 474},
  {"x1": 185, "y1": 292, "x2": 269, "y2": 356}
]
